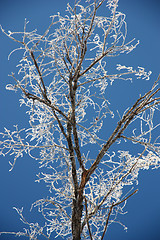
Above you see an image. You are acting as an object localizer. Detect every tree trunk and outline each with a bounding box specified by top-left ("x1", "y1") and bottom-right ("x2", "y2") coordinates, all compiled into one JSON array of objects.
[{"x1": 72, "y1": 195, "x2": 83, "y2": 240}]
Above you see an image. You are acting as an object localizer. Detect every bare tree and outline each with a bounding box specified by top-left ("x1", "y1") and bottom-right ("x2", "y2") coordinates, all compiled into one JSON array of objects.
[{"x1": 0, "y1": 0, "x2": 160, "y2": 239}]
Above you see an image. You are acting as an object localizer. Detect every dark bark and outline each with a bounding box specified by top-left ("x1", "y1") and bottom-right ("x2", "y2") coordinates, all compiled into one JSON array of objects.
[{"x1": 72, "y1": 196, "x2": 83, "y2": 240}]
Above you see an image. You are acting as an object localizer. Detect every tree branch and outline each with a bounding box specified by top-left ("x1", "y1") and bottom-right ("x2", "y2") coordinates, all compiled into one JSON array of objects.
[
  {"x1": 101, "y1": 189, "x2": 138, "y2": 240},
  {"x1": 87, "y1": 78, "x2": 160, "y2": 179},
  {"x1": 84, "y1": 197, "x2": 93, "y2": 240},
  {"x1": 30, "y1": 51, "x2": 50, "y2": 101}
]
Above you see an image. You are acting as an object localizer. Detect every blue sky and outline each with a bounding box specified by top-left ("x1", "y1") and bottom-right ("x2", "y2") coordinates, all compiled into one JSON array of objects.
[{"x1": 0, "y1": 0, "x2": 160, "y2": 239}]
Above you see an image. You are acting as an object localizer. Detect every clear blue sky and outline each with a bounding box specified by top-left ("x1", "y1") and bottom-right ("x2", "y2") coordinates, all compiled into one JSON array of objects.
[{"x1": 0, "y1": 0, "x2": 160, "y2": 239}]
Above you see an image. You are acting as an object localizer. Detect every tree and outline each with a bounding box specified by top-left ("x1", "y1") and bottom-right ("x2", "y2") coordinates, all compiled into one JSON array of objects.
[{"x1": 0, "y1": 0, "x2": 160, "y2": 239}]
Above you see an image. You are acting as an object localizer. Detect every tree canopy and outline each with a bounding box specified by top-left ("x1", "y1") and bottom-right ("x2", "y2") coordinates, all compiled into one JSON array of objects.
[{"x1": 0, "y1": 0, "x2": 160, "y2": 239}]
